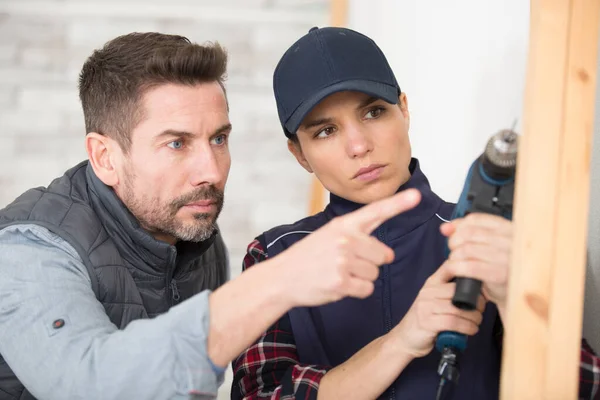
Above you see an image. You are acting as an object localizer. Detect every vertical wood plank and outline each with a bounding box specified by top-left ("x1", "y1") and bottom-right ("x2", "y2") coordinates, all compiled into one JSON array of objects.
[
  {"x1": 545, "y1": 0, "x2": 600, "y2": 396},
  {"x1": 500, "y1": 1, "x2": 600, "y2": 399},
  {"x1": 330, "y1": 0, "x2": 348, "y2": 27}
]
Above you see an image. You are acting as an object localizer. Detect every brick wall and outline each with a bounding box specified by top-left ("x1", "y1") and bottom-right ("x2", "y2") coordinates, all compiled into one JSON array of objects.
[{"x1": 0, "y1": 1, "x2": 329, "y2": 397}]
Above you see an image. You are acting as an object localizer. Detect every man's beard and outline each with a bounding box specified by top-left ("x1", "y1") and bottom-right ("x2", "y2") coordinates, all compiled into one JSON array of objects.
[{"x1": 122, "y1": 171, "x2": 224, "y2": 243}]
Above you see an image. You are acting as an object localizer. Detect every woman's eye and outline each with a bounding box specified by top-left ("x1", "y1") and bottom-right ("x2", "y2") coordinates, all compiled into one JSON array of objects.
[
  {"x1": 315, "y1": 127, "x2": 335, "y2": 138},
  {"x1": 167, "y1": 140, "x2": 184, "y2": 149},
  {"x1": 365, "y1": 107, "x2": 384, "y2": 119}
]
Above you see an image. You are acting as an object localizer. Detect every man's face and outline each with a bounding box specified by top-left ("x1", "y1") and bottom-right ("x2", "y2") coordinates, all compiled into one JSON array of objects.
[
  {"x1": 114, "y1": 82, "x2": 231, "y2": 244},
  {"x1": 291, "y1": 91, "x2": 411, "y2": 204}
]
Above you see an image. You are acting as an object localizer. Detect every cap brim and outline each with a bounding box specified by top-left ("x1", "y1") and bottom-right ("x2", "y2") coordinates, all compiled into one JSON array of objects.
[{"x1": 284, "y1": 80, "x2": 400, "y2": 134}]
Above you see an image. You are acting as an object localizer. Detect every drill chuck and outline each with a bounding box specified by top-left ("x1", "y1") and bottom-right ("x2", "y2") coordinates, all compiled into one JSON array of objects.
[{"x1": 481, "y1": 129, "x2": 519, "y2": 180}]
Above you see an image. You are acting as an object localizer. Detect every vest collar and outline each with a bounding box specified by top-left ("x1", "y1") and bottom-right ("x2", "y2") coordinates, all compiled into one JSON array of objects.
[
  {"x1": 85, "y1": 162, "x2": 215, "y2": 274},
  {"x1": 325, "y1": 158, "x2": 442, "y2": 241}
]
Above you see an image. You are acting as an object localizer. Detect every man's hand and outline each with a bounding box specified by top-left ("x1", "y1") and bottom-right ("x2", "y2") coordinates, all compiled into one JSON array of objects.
[
  {"x1": 441, "y1": 213, "x2": 512, "y2": 313},
  {"x1": 391, "y1": 262, "x2": 486, "y2": 358},
  {"x1": 279, "y1": 188, "x2": 422, "y2": 307}
]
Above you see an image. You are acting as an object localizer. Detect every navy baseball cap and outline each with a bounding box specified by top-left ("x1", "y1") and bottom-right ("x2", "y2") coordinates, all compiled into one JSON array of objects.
[{"x1": 273, "y1": 26, "x2": 401, "y2": 137}]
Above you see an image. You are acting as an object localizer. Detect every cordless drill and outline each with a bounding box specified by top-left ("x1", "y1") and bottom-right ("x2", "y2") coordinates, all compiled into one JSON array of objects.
[{"x1": 433, "y1": 127, "x2": 519, "y2": 399}]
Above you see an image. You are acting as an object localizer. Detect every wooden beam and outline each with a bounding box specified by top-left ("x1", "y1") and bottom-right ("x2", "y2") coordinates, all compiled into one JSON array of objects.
[
  {"x1": 500, "y1": 1, "x2": 600, "y2": 399},
  {"x1": 330, "y1": 0, "x2": 348, "y2": 27},
  {"x1": 308, "y1": 178, "x2": 327, "y2": 216},
  {"x1": 308, "y1": 0, "x2": 349, "y2": 216}
]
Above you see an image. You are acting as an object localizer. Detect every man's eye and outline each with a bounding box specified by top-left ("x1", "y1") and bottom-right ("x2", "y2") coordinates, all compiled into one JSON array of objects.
[
  {"x1": 167, "y1": 140, "x2": 184, "y2": 149},
  {"x1": 211, "y1": 134, "x2": 227, "y2": 145}
]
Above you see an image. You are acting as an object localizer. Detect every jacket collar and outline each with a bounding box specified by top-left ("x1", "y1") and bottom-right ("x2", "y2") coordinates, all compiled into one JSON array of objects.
[
  {"x1": 84, "y1": 162, "x2": 215, "y2": 275},
  {"x1": 325, "y1": 158, "x2": 443, "y2": 241}
]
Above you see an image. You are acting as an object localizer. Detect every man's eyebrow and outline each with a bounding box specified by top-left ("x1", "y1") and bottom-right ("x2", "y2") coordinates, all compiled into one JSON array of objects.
[
  {"x1": 155, "y1": 129, "x2": 195, "y2": 140},
  {"x1": 213, "y1": 123, "x2": 232, "y2": 136},
  {"x1": 155, "y1": 123, "x2": 232, "y2": 140}
]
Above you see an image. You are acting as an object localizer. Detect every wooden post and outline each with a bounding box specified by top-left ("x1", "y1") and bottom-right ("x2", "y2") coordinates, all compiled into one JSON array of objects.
[
  {"x1": 330, "y1": 0, "x2": 349, "y2": 27},
  {"x1": 500, "y1": 1, "x2": 600, "y2": 399},
  {"x1": 308, "y1": 0, "x2": 349, "y2": 216}
]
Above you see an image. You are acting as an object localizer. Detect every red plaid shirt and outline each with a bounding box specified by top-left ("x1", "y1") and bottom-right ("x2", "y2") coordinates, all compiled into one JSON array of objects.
[{"x1": 231, "y1": 239, "x2": 600, "y2": 400}]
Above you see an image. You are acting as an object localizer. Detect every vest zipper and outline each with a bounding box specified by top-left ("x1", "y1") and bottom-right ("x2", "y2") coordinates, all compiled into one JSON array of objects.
[
  {"x1": 170, "y1": 279, "x2": 181, "y2": 303},
  {"x1": 377, "y1": 227, "x2": 396, "y2": 400},
  {"x1": 167, "y1": 247, "x2": 179, "y2": 306}
]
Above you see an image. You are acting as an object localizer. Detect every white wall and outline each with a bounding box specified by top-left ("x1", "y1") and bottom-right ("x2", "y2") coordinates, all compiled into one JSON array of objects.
[
  {"x1": 348, "y1": 0, "x2": 529, "y2": 202},
  {"x1": 348, "y1": 0, "x2": 600, "y2": 353}
]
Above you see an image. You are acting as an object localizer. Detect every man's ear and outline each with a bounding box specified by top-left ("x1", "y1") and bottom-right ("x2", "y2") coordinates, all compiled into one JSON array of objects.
[
  {"x1": 287, "y1": 138, "x2": 313, "y2": 173},
  {"x1": 85, "y1": 132, "x2": 121, "y2": 186},
  {"x1": 399, "y1": 92, "x2": 410, "y2": 131}
]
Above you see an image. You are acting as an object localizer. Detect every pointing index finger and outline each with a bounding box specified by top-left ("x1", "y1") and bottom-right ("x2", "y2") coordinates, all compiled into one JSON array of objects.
[{"x1": 343, "y1": 189, "x2": 422, "y2": 234}]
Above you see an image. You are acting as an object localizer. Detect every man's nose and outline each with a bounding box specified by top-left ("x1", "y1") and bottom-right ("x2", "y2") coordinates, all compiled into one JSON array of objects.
[{"x1": 189, "y1": 148, "x2": 224, "y2": 187}]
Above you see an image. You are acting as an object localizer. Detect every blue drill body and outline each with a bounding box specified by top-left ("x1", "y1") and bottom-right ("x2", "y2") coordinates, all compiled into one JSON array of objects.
[
  {"x1": 433, "y1": 129, "x2": 518, "y2": 399},
  {"x1": 434, "y1": 159, "x2": 515, "y2": 353}
]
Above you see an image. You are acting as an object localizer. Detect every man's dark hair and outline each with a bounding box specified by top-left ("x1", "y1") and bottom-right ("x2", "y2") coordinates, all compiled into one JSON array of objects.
[{"x1": 78, "y1": 32, "x2": 228, "y2": 151}]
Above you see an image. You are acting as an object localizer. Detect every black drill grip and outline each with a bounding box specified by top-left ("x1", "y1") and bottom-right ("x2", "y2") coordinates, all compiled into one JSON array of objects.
[
  {"x1": 449, "y1": 161, "x2": 513, "y2": 312},
  {"x1": 452, "y1": 277, "x2": 482, "y2": 310}
]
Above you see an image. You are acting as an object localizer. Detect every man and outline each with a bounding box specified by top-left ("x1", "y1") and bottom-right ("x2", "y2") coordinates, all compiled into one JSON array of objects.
[
  {"x1": 0, "y1": 32, "x2": 423, "y2": 400},
  {"x1": 231, "y1": 27, "x2": 600, "y2": 399}
]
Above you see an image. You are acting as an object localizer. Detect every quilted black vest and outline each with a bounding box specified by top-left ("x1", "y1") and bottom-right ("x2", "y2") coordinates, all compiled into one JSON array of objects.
[{"x1": 0, "y1": 161, "x2": 229, "y2": 400}]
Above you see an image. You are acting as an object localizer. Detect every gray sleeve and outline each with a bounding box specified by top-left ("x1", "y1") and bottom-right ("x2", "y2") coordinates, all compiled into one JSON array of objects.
[{"x1": 0, "y1": 224, "x2": 224, "y2": 400}]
